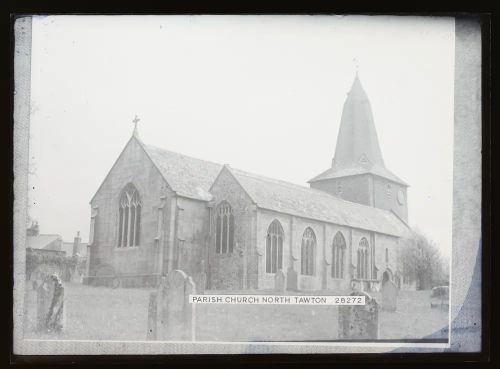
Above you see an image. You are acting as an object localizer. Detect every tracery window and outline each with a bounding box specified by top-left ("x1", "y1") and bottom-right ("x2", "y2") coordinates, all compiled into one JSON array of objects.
[
  {"x1": 118, "y1": 184, "x2": 142, "y2": 247},
  {"x1": 357, "y1": 237, "x2": 370, "y2": 279},
  {"x1": 332, "y1": 232, "x2": 346, "y2": 279},
  {"x1": 301, "y1": 227, "x2": 316, "y2": 276},
  {"x1": 215, "y1": 201, "x2": 234, "y2": 254},
  {"x1": 265, "y1": 220, "x2": 284, "y2": 273}
]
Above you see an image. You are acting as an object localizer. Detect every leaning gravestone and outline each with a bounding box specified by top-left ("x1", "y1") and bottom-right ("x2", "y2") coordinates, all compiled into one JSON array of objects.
[
  {"x1": 338, "y1": 291, "x2": 379, "y2": 339},
  {"x1": 381, "y1": 280, "x2": 398, "y2": 312},
  {"x1": 36, "y1": 274, "x2": 65, "y2": 332},
  {"x1": 156, "y1": 270, "x2": 196, "y2": 341},
  {"x1": 274, "y1": 270, "x2": 286, "y2": 293}
]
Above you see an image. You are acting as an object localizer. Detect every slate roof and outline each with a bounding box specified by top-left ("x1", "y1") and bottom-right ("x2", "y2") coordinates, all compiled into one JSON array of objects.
[
  {"x1": 142, "y1": 143, "x2": 222, "y2": 201},
  {"x1": 26, "y1": 234, "x2": 63, "y2": 251},
  {"x1": 228, "y1": 167, "x2": 410, "y2": 237},
  {"x1": 138, "y1": 140, "x2": 409, "y2": 237}
]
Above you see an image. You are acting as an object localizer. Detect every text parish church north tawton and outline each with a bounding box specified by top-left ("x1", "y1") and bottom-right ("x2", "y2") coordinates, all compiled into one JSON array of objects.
[{"x1": 84, "y1": 75, "x2": 416, "y2": 292}]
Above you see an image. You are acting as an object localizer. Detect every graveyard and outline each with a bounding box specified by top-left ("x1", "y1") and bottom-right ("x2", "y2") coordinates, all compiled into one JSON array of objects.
[{"x1": 24, "y1": 279, "x2": 449, "y2": 342}]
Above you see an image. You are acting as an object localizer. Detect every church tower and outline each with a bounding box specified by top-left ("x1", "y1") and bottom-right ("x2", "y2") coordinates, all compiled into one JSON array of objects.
[{"x1": 309, "y1": 74, "x2": 409, "y2": 222}]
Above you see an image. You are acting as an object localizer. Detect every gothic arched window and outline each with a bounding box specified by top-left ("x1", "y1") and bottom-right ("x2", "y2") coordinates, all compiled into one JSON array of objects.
[
  {"x1": 118, "y1": 184, "x2": 142, "y2": 247},
  {"x1": 266, "y1": 220, "x2": 284, "y2": 273},
  {"x1": 301, "y1": 227, "x2": 316, "y2": 276},
  {"x1": 215, "y1": 201, "x2": 234, "y2": 254},
  {"x1": 332, "y1": 232, "x2": 346, "y2": 279},
  {"x1": 357, "y1": 237, "x2": 369, "y2": 279}
]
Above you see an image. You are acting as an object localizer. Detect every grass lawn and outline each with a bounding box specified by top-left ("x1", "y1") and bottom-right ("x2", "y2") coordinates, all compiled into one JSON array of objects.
[
  {"x1": 24, "y1": 283, "x2": 449, "y2": 341},
  {"x1": 24, "y1": 282, "x2": 153, "y2": 341},
  {"x1": 377, "y1": 290, "x2": 449, "y2": 339},
  {"x1": 195, "y1": 303, "x2": 338, "y2": 342}
]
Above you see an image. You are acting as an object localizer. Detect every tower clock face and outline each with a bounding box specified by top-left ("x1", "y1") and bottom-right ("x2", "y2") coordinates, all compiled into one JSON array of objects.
[{"x1": 397, "y1": 190, "x2": 405, "y2": 205}]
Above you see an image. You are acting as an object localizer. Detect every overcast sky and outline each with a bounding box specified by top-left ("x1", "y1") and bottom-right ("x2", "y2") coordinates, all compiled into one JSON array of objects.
[{"x1": 27, "y1": 15, "x2": 455, "y2": 258}]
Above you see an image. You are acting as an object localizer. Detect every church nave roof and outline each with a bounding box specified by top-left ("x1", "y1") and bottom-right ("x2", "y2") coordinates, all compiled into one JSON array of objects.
[
  {"x1": 142, "y1": 143, "x2": 223, "y2": 201},
  {"x1": 227, "y1": 167, "x2": 410, "y2": 237},
  {"x1": 140, "y1": 139, "x2": 409, "y2": 237}
]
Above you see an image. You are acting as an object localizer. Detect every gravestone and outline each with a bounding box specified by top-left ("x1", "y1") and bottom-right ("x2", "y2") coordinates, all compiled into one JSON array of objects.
[
  {"x1": 36, "y1": 274, "x2": 65, "y2": 332},
  {"x1": 338, "y1": 291, "x2": 379, "y2": 339},
  {"x1": 146, "y1": 291, "x2": 158, "y2": 340},
  {"x1": 274, "y1": 270, "x2": 286, "y2": 293},
  {"x1": 286, "y1": 267, "x2": 298, "y2": 291},
  {"x1": 194, "y1": 271, "x2": 207, "y2": 294},
  {"x1": 381, "y1": 280, "x2": 398, "y2": 312},
  {"x1": 157, "y1": 270, "x2": 196, "y2": 341}
]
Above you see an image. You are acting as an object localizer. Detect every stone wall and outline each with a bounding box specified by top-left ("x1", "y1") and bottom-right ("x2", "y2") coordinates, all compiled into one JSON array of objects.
[
  {"x1": 255, "y1": 210, "x2": 293, "y2": 290},
  {"x1": 87, "y1": 138, "x2": 405, "y2": 290},
  {"x1": 89, "y1": 137, "x2": 173, "y2": 282},
  {"x1": 374, "y1": 233, "x2": 400, "y2": 283},
  {"x1": 323, "y1": 224, "x2": 353, "y2": 291},
  {"x1": 310, "y1": 174, "x2": 409, "y2": 223},
  {"x1": 343, "y1": 228, "x2": 373, "y2": 281},
  {"x1": 372, "y1": 176, "x2": 408, "y2": 223},
  {"x1": 208, "y1": 167, "x2": 255, "y2": 290},
  {"x1": 256, "y1": 209, "x2": 354, "y2": 292},
  {"x1": 176, "y1": 197, "x2": 211, "y2": 289},
  {"x1": 310, "y1": 174, "x2": 371, "y2": 206}
]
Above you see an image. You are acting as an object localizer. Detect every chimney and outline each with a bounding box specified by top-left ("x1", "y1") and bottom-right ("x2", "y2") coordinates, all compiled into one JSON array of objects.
[
  {"x1": 27, "y1": 221, "x2": 40, "y2": 236},
  {"x1": 73, "y1": 231, "x2": 81, "y2": 257}
]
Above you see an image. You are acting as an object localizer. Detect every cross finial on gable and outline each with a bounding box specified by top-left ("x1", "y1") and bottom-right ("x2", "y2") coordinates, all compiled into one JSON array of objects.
[{"x1": 132, "y1": 115, "x2": 140, "y2": 137}]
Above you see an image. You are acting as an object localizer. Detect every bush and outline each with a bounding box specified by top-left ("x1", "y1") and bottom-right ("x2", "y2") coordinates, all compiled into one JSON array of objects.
[{"x1": 26, "y1": 249, "x2": 87, "y2": 281}]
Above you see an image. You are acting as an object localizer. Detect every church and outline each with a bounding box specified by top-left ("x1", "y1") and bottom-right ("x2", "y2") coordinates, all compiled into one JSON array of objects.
[{"x1": 84, "y1": 75, "x2": 413, "y2": 292}]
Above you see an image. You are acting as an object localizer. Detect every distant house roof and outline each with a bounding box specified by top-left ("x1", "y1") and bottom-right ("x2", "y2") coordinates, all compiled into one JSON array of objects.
[
  {"x1": 26, "y1": 234, "x2": 63, "y2": 251},
  {"x1": 61, "y1": 242, "x2": 88, "y2": 257},
  {"x1": 142, "y1": 143, "x2": 223, "y2": 201},
  {"x1": 227, "y1": 167, "x2": 410, "y2": 237}
]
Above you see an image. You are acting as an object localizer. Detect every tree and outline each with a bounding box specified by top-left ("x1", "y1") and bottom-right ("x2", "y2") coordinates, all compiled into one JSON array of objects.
[{"x1": 399, "y1": 230, "x2": 449, "y2": 290}]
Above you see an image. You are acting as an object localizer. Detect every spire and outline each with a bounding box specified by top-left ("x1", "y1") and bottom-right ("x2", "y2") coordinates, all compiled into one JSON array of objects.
[
  {"x1": 132, "y1": 115, "x2": 140, "y2": 138},
  {"x1": 309, "y1": 73, "x2": 408, "y2": 187},
  {"x1": 331, "y1": 74, "x2": 384, "y2": 169}
]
